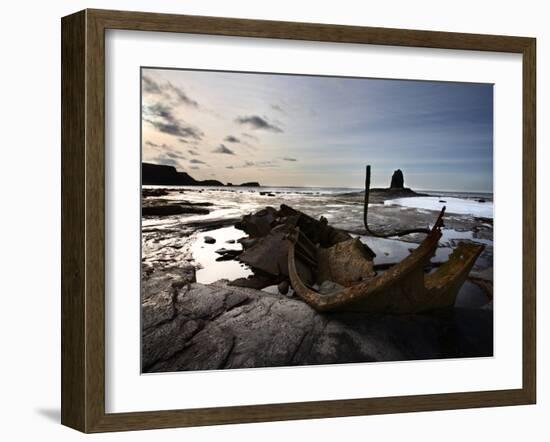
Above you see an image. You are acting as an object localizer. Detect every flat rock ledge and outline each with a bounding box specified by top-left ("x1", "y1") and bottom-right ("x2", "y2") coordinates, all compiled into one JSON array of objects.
[{"x1": 142, "y1": 269, "x2": 493, "y2": 373}]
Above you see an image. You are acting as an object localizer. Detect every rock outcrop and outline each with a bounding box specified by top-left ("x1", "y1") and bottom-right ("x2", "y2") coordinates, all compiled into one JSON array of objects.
[
  {"x1": 141, "y1": 268, "x2": 493, "y2": 373},
  {"x1": 390, "y1": 169, "x2": 405, "y2": 189},
  {"x1": 141, "y1": 197, "x2": 213, "y2": 217},
  {"x1": 142, "y1": 162, "x2": 224, "y2": 186}
]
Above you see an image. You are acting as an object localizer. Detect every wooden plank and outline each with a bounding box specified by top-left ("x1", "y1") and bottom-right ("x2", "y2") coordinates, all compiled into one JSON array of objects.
[{"x1": 61, "y1": 10, "x2": 87, "y2": 432}]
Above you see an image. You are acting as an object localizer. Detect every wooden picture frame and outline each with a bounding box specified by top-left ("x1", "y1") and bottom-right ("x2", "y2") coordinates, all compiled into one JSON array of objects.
[{"x1": 61, "y1": 8, "x2": 536, "y2": 433}]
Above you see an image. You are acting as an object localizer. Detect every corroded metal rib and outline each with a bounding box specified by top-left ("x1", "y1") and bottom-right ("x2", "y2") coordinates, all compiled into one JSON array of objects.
[{"x1": 287, "y1": 207, "x2": 484, "y2": 314}]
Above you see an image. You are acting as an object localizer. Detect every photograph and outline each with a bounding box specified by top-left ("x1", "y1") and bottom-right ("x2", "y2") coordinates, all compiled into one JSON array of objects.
[{"x1": 140, "y1": 67, "x2": 494, "y2": 373}]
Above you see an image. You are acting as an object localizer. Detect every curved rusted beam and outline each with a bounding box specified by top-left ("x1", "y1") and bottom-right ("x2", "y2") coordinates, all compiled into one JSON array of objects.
[
  {"x1": 288, "y1": 206, "x2": 483, "y2": 313},
  {"x1": 288, "y1": 207, "x2": 450, "y2": 313}
]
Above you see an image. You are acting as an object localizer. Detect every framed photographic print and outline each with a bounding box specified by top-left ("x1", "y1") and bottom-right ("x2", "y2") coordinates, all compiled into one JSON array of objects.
[{"x1": 61, "y1": 9, "x2": 536, "y2": 433}]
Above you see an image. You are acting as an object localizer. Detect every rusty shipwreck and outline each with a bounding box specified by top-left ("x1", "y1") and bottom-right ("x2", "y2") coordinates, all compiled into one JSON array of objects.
[{"x1": 225, "y1": 166, "x2": 485, "y2": 314}]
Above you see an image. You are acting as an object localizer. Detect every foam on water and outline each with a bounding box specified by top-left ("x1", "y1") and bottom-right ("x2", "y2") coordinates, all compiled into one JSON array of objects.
[{"x1": 385, "y1": 196, "x2": 493, "y2": 218}]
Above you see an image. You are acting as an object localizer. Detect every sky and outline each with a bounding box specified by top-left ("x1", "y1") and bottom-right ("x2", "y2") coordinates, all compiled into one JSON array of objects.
[{"x1": 141, "y1": 68, "x2": 493, "y2": 192}]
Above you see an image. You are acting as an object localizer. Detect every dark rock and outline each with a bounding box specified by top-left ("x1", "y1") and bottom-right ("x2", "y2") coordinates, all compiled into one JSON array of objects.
[
  {"x1": 229, "y1": 273, "x2": 279, "y2": 290},
  {"x1": 201, "y1": 180, "x2": 225, "y2": 186},
  {"x1": 215, "y1": 248, "x2": 241, "y2": 261},
  {"x1": 390, "y1": 169, "x2": 404, "y2": 189},
  {"x1": 142, "y1": 188, "x2": 169, "y2": 197},
  {"x1": 142, "y1": 162, "x2": 224, "y2": 186},
  {"x1": 142, "y1": 278, "x2": 494, "y2": 373},
  {"x1": 204, "y1": 236, "x2": 216, "y2": 244},
  {"x1": 240, "y1": 182, "x2": 260, "y2": 187},
  {"x1": 142, "y1": 204, "x2": 210, "y2": 216},
  {"x1": 278, "y1": 280, "x2": 290, "y2": 295}
]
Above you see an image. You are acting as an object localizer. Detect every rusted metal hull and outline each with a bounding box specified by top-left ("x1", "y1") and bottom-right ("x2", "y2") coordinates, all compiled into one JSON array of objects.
[{"x1": 287, "y1": 208, "x2": 484, "y2": 314}]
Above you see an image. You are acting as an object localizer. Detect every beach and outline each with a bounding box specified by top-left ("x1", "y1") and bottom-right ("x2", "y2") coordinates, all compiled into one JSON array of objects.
[{"x1": 140, "y1": 185, "x2": 494, "y2": 373}]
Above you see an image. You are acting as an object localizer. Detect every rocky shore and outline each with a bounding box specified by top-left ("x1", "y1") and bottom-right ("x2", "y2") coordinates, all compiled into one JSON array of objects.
[
  {"x1": 140, "y1": 176, "x2": 494, "y2": 372},
  {"x1": 142, "y1": 268, "x2": 492, "y2": 373}
]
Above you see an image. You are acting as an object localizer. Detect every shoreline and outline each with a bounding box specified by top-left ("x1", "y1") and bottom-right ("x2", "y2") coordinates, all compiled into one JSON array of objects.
[{"x1": 141, "y1": 185, "x2": 494, "y2": 372}]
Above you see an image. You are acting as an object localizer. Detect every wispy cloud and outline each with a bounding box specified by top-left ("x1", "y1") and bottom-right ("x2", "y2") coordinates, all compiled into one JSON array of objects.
[
  {"x1": 212, "y1": 144, "x2": 235, "y2": 155},
  {"x1": 235, "y1": 115, "x2": 283, "y2": 133},
  {"x1": 242, "y1": 133, "x2": 259, "y2": 141},
  {"x1": 164, "y1": 81, "x2": 199, "y2": 107},
  {"x1": 224, "y1": 135, "x2": 240, "y2": 143},
  {"x1": 142, "y1": 75, "x2": 199, "y2": 108},
  {"x1": 231, "y1": 160, "x2": 279, "y2": 169},
  {"x1": 283, "y1": 157, "x2": 297, "y2": 162},
  {"x1": 188, "y1": 149, "x2": 200, "y2": 156},
  {"x1": 147, "y1": 156, "x2": 180, "y2": 168},
  {"x1": 271, "y1": 104, "x2": 286, "y2": 114},
  {"x1": 142, "y1": 76, "x2": 163, "y2": 94},
  {"x1": 166, "y1": 151, "x2": 186, "y2": 160},
  {"x1": 190, "y1": 158, "x2": 206, "y2": 164},
  {"x1": 143, "y1": 103, "x2": 204, "y2": 140}
]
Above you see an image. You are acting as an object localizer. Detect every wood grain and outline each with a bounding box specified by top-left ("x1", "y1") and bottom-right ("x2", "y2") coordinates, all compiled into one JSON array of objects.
[
  {"x1": 61, "y1": 10, "x2": 86, "y2": 431},
  {"x1": 61, "y1": 9, "x2": 537, "y2": 433}
]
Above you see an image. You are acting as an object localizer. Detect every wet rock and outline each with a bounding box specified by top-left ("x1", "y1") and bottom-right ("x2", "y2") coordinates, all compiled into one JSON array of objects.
[
  {"x1": 204, "y1": 236, "x2": 216, "y2": 244},
  {"x1": 229, "y1": 273, "x2": 279, "y2": 289},
  {"x1": 141, "y1": 266, "x2": 196, "y2": 331},
  {"x1": 142, "y1": 188, "x2": 169, "y2": 197},
  {"x1": 278, "y1": 280, "x2": 290, "y2": 295},
  {"x1": 142, "y1": 204, "x2": 210, "y2": 216},
  {"x1": 215, "y1": 248, "x2": 241, "y2": 261},
  {"x1": 142, "y1": 277, "x2": 494, "y2": 373}
]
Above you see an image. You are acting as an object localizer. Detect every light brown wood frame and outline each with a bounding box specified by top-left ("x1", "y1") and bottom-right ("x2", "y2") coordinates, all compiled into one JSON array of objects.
[{"x1": 61, "y1": 9, "x2": 536, "y2": 433}]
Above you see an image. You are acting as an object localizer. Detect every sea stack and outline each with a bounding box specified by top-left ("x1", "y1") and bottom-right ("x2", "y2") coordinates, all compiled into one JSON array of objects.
[{"x1": 390, "y1": 169, "x2": 404, "y2": 189}]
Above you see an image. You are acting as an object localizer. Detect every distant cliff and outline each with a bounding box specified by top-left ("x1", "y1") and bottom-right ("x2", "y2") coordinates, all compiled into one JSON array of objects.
[{"x1": 142, "y1": 163, "x2": 224, "y2": 186}]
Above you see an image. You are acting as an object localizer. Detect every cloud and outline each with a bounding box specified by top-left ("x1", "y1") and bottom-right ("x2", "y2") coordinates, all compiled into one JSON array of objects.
[
  {"x1": 147, "y1": 157, "x2": 180, "y2": 168},
  {"x1": 242, "y1": 133, "x2": 259, "y2": 141},
  {"x1": 232, "y1": 160, "x2": 279, "y2": 169},
  {"x1": 142, "y1": 76, "x2": 162, "y2": 94},
  {"x1": 142, "y1": 75, "x2": 199, "y2": 108},
  {"x1": 190, "y1": 158, "x2": 205, "y2": 164},
  {"x1": 143, "y1": 103, "x2": 204, "y2": 140},
  {"x1": 188, "y1": 149, "x2": 200, "y2": 156},
  {"x1": 283, "y1": 157, "x2": 297, "y2": 162},
  {"x1": 235, "y1": 115, "x2": 283, "y2": 133},
  {"x1": 271, "y1": 104, "x2": 286, "y2": 114},
  {"x1": 189, "y1": 166, "x2": 200, "y2": 170},
  {"x1": 144, "y1": 140, "x2": 173, "y2": 149},
  {"x1": 212, "y1": 144, "x2": 235, "y2": 155},
  {"x1": 166, "y1": 151, "x2": 186, "y2": 160},
  {"x1": 226, "y1": 166, "x2": 234, "y2": 169},
  {"x1": 224, "y1": 135, "x2": 240, "y2": 143},
  {"x1": 164, "y1": 81, "x2": 199, "y2": 107}
]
